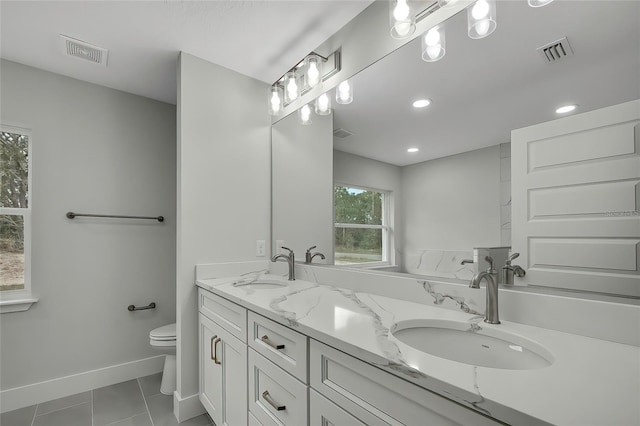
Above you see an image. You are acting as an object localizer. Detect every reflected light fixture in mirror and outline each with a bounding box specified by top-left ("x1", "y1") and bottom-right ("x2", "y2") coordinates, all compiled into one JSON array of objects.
[
  {"x1": 528, "y1": 0, "x2": 554, "y2": 7},
  {"x1": 468, "y1": 0, "x2": 497, "y2": 39},
  {"x1": 299, "y1": 104, "x2": 313, "y2": 125},
  {"x1": 336, "y1": 79, "x2": 353, "y2": 104},
  {"x1": 305, "y1": 54, "x2": 323, "y2": 89},
  {"x1": 422, "y1": 26, "x2": 446, "y2": 62},
  {"x1": 438, "y1": 0, "x2": 460, "y2": 8},
  {"x1": 390, "y1": 0, "x2": 416, "y2": 39},
  {"x1": 315, "y1": 93, "x2": 332, "y2": 115},
  {"x1": 268, "y1": 85, "x2": 284, "y2": 116},
  {"x1": 284, "y1": 70, "x2": 299, "y2": 103}
]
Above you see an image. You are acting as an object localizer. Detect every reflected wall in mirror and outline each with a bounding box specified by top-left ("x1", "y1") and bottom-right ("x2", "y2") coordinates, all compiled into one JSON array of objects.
[{"x1": 272, "y1": 0, "x2": 640, "y2": 283}]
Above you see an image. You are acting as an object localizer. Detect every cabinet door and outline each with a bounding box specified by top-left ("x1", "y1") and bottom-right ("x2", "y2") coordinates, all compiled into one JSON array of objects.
[
  {"x1": 310, "y1": 388, "x2": 368, "y2": 426},
  {"x1": 199, "y1": 313, "x2": 248, "y2": 426}
]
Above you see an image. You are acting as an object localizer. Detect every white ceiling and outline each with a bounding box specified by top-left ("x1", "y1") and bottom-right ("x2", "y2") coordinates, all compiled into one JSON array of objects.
[
  {"x1": 0, "y1": 0, "x2": 373, "y2": 105},
  {"x1": 332, "y1": 0, "x2": 640, "y2": 166}
]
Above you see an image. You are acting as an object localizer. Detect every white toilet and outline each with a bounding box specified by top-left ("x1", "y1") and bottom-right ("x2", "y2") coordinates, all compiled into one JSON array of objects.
[{"x1": 149, "y1": 323, "x2": 176, "y2": 395}]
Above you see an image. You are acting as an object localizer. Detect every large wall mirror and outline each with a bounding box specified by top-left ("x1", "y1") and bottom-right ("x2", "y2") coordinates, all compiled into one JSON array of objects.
[{"x1": 272, "y1": 0, "x2": 639, "y2": 284}]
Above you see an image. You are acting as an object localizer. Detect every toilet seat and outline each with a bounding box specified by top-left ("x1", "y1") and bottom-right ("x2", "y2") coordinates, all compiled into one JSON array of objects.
[{"x1": 150, "y1": 323, "x2": 176, "y2": 341}]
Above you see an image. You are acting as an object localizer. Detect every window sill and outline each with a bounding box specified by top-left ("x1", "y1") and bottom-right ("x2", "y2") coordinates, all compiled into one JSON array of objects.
[{"x1": 0, "y1": 294, "x2": 38, "y2": 313}]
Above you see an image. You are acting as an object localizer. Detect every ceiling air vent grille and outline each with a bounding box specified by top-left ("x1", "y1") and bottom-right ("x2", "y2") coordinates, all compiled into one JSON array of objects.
[
  {"x1": 60, "y1": 35, "x2": 109, "y2": 66},
  {"x1": 333, "y1": 128, "x2": 354, "y2": 139},
  {"x1": 537, "y1": 37, "x2": 574, "y2": 63}
]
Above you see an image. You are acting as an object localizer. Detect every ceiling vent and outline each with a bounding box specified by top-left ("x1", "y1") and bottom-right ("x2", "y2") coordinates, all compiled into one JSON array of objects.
[
  {"x1": 537, "y1": 37, "x2": 574, "y2": 63},
  {"x1": 333, "y1": 128, "x2": 353, "y2": 139},
  {"x1": 60, "y1": 35, "x2": 108, "y2": 66}
]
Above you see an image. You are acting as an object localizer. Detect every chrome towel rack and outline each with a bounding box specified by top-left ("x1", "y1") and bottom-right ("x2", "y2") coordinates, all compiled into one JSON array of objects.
[
  {"x1": 66, "y1": 212, "x2": 164, "y2": 222},
  {"x1": 128, "y1": 302, "x2": 156, "y2": 311}
]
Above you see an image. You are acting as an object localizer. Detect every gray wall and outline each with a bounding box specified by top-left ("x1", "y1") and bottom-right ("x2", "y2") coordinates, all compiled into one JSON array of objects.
[
  {"x1": 176, "y1": 53, "x2": 271, "y2": 411},
  {"x1": 0, "y1": 60, "x2": 176, "y2": 390}
]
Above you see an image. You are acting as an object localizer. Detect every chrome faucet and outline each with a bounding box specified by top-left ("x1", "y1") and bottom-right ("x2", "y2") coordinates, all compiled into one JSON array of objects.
[
  {"x1": 469, "y1": 256, "x2": 500, "y2": 324},
  {"x1": 305, "y1": 245, "x2": 326, "y2": 264},
  {"x1": 271, "y1": 246, "x2": 295, "y2": 281}
]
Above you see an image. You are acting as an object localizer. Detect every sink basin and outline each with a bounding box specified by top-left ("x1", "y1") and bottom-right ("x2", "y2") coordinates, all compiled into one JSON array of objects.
[
  {"x1": 391, "y1": 319, "x2": 553, "y2": 370},
  {"x1": 232, "y1": 277, "x2": 288, "y2": 290}
]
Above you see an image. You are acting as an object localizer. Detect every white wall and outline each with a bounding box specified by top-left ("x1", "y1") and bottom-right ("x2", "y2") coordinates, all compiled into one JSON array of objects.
[
  {"x1": 176, "y1": 53, "x2": 271, "y2": 419},
  {"x1": 0, "y1": 60, "x2": 176, "y2": 403},
  {"x1": 401, "y1": 144, "x2": 502, "y2": 256},
  {"x1": 272, "y1": 112, "x2": 333, "y2": 260},
  {"x1": 333, "y1": 150, "x2": 402, "y2": 263}
]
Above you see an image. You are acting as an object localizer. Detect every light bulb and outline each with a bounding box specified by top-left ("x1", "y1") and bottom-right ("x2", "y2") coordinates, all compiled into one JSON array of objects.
[
  {"x1": 472, "y1": 0, "x2": 490, "y2": 19},
  {"x1": 426, "y1": 46, "x2": 442, "y2": 60},
  {"x1": 475, "y1": 19, "x2": 491, "y2": 36},
  {"x1": 307, "y1": 62, "x2": 320, "y2": 87},
  {"x1": 528, "y1": 0, "x2": 553, "y2": 6},
  {"x1": 425, "y1": 27, "x2": 441, "y2": 46},
  {"x1": 338, "y1": 82, "x2": 350, "y2": 101},
  {"x1": 395, "y1": 22, "x2": 412, "y2": 37},
  {"x1": 317, "y1": 94, "x2": 329, "y2": 112},
  {"x1": 393, "y1": 0, "x2": 410, "y2": 20},
  {"x1": 270, "y1": 92, "x2": 281, "y2": 113},
  {"x1": 299, "y1": 104, "x2": 312, "y2": 124},
  {"x1": 286, "y1": 79, "x2": 298, "y2": 100}
]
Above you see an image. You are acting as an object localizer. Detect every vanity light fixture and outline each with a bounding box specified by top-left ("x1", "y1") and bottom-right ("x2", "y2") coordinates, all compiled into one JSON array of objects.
[
  {"x1": 468, "y1": 0, "x2": 497, "y2": 39},
  {"x1": 555, "y1": 104, "x2": 577, "y2": 114},
  {"x1": 422, "y1": 26, "x2": 446, "y2": 62},
  {"x1": 438, "y1": 0, "x2": 460, "y2": 7},
  {"x1": 336, "y1": 79, "x2": 353, "y2": 105},
  {"x1": 268, "y1": 85, "x2": 284, "y2": 116},
  {"x1": 528, "y1": 0, "x2": 554, "y2": 7},
  {"x1": 299, "y1": 104, "x2": 313, "y2": 125},
  {"x1": 390, "y1": 0, "x2": 416, "y2": 39},
  {"x1": 315, "y1": 93, "x2": 332, "y2": 115},
  {"x1": 407, "y1": 147, "x2": 420, "y2": 153},
  {"x1": 412, "y1": 99, "x2": 432, "y2": 108}
]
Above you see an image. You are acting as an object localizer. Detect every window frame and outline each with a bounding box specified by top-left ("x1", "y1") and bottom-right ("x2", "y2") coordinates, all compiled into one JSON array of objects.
[
  {"x1": 0, "y1": 124, "x2": 37, "y2": 313},
  {"x1": 333, "y1": 182, "x2": 392, "y2": 268}
]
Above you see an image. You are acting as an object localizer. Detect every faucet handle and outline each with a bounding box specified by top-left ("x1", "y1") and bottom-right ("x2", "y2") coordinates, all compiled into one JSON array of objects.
[
  {"x1": 506, "y1": 252, "x2": 520, "y2": 264},
  {"x1": 485, "y1": 256, "x2": 496, "y2": 273},
  {"x1": 280, "y1": 246, "x2": 294, "y2": 256},
  {"x1": 306, "y1": 245, "x2": 317, "y2": 253}
]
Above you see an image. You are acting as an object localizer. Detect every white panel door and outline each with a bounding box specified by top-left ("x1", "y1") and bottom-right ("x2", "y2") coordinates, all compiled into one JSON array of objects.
[{"x1": 511, "y1": 99, "x2": 640, "y2": 296}]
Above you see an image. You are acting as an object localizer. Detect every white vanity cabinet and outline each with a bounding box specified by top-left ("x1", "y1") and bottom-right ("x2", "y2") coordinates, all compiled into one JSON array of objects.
[
  {"x1": 198, "y1": 289, "x2": 248, "y2": 426},
  {"x1": 309, "y1": 340, "x2": 501, "y2": 426}
]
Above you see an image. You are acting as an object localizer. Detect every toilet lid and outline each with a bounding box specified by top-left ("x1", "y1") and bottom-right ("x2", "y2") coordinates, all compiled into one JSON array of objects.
[{"x1": 150, "y1": 323, "x2": 176, "y2": 340}]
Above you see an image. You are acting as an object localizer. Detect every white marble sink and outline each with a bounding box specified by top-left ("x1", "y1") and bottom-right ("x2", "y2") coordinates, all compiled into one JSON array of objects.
[{"x1": 391, "y1": 319, "x2": 554, "y2": 370}]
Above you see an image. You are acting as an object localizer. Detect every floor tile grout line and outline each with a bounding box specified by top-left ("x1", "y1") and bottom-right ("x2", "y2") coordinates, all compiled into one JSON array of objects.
[
  {"x1": 136, "y1": 377, "x2": 155, "y2": 426},
  {"x1": 29, "y1": 403, "x2": 37, "y2": 426},
  {"x1": 31, "y1": 400, "x2": 91, "y2": 420}
]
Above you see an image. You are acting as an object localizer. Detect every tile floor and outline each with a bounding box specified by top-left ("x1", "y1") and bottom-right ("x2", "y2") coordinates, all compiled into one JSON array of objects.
[{"x1": 0, "y1": 373, "x2": 213, "y2": 426}]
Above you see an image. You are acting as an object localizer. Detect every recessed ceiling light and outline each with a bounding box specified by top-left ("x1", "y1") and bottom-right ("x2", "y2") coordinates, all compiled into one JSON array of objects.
[
  {"x1": 407, "y1": 147, "x2": 419, "y2": 153},
  {"x1": 555, "y1": 104, "x2": 577, "y2": 114},
  {"x1": 412, "y1": 99, "x2": 432, "y2": 108}
]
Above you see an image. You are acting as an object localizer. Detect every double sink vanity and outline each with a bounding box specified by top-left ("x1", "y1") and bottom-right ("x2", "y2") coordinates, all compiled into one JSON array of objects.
[{"x1": 196, "y1": 262, "x2": 640, "y2": 426}]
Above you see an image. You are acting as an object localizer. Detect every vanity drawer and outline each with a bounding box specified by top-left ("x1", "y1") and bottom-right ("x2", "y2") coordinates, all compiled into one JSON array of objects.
[
  {"x1": 198, "y1": 288, "x2": 247, "y2": 343},
  {"x1": 248, "y1": 311, "x2": 308, "y2": 383},
  {"x1": 310, "y1": 339, "x2": 500, "y2": 426},
  {"x1": 248, "y1": 349, "x2": 308, "y2": 426},
  {"x1": 310, "y1": 388, "x2": 369, "y2": 426}
]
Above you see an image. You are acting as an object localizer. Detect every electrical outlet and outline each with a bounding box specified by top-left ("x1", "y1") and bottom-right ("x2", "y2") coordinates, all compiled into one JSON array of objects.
[
  {"x1": 256, "y1": 240, "x2": 265, "y2": 257},
  {"x1": 276, "y1": 240, "x2": 285, "y2": 254}
]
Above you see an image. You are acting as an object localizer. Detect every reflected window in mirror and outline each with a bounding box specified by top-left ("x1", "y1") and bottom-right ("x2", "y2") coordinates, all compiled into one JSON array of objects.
[{"x1": 334, "y1": 185, "x2": 390, "y2": 266}]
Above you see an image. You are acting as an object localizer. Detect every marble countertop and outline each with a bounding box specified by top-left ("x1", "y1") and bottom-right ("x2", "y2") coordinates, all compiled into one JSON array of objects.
[{"x1": 196, "y1": 272, "x2": 640, "y2": 426}]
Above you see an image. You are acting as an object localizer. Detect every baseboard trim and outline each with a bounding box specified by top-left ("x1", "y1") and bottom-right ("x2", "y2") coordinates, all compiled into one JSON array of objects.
[
  {"x1": 0, "y1": 355, "x2": 164, "y2": 413},
  {"x1": 173, "y1": 391, "x2": 205, "y2": 422}
]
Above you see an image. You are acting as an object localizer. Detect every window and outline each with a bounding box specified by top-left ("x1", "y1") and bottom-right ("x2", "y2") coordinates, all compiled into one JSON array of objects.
[
  {"x1": 0, "y1": 126, "x2": 35, "y2": 312},
  {"x1": 334, "y1": 185, "x2": 389, "y2": 265}
]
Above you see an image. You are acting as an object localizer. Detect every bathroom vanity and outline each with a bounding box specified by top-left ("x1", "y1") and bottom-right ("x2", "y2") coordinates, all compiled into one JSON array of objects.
[{"x1": 196, "y1": 266, "x2": 639, "y2": 426}]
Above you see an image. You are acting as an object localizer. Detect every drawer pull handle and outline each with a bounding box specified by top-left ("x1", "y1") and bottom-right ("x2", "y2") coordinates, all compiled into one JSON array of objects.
[
  {"x1": 262, "y1": 390, "x2": 286, "y2": 411},
  {"x1": 210, "y1": 335, "x2": 218, "y2": 361},
  {"x1": 261, "y1": 335, "x2": 285, "y2": 350},
  {"x1": 213, "y1": 337, "x2": 221, "y2": 365}
]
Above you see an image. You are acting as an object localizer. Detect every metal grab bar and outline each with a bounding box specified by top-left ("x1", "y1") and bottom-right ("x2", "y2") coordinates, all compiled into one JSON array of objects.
[
  {"x1": 127, "y1": 302, "x2": 156, "y2": 311},
  {"x1": 66, "y1": 212, "x2": 164, "y2": 222}
]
